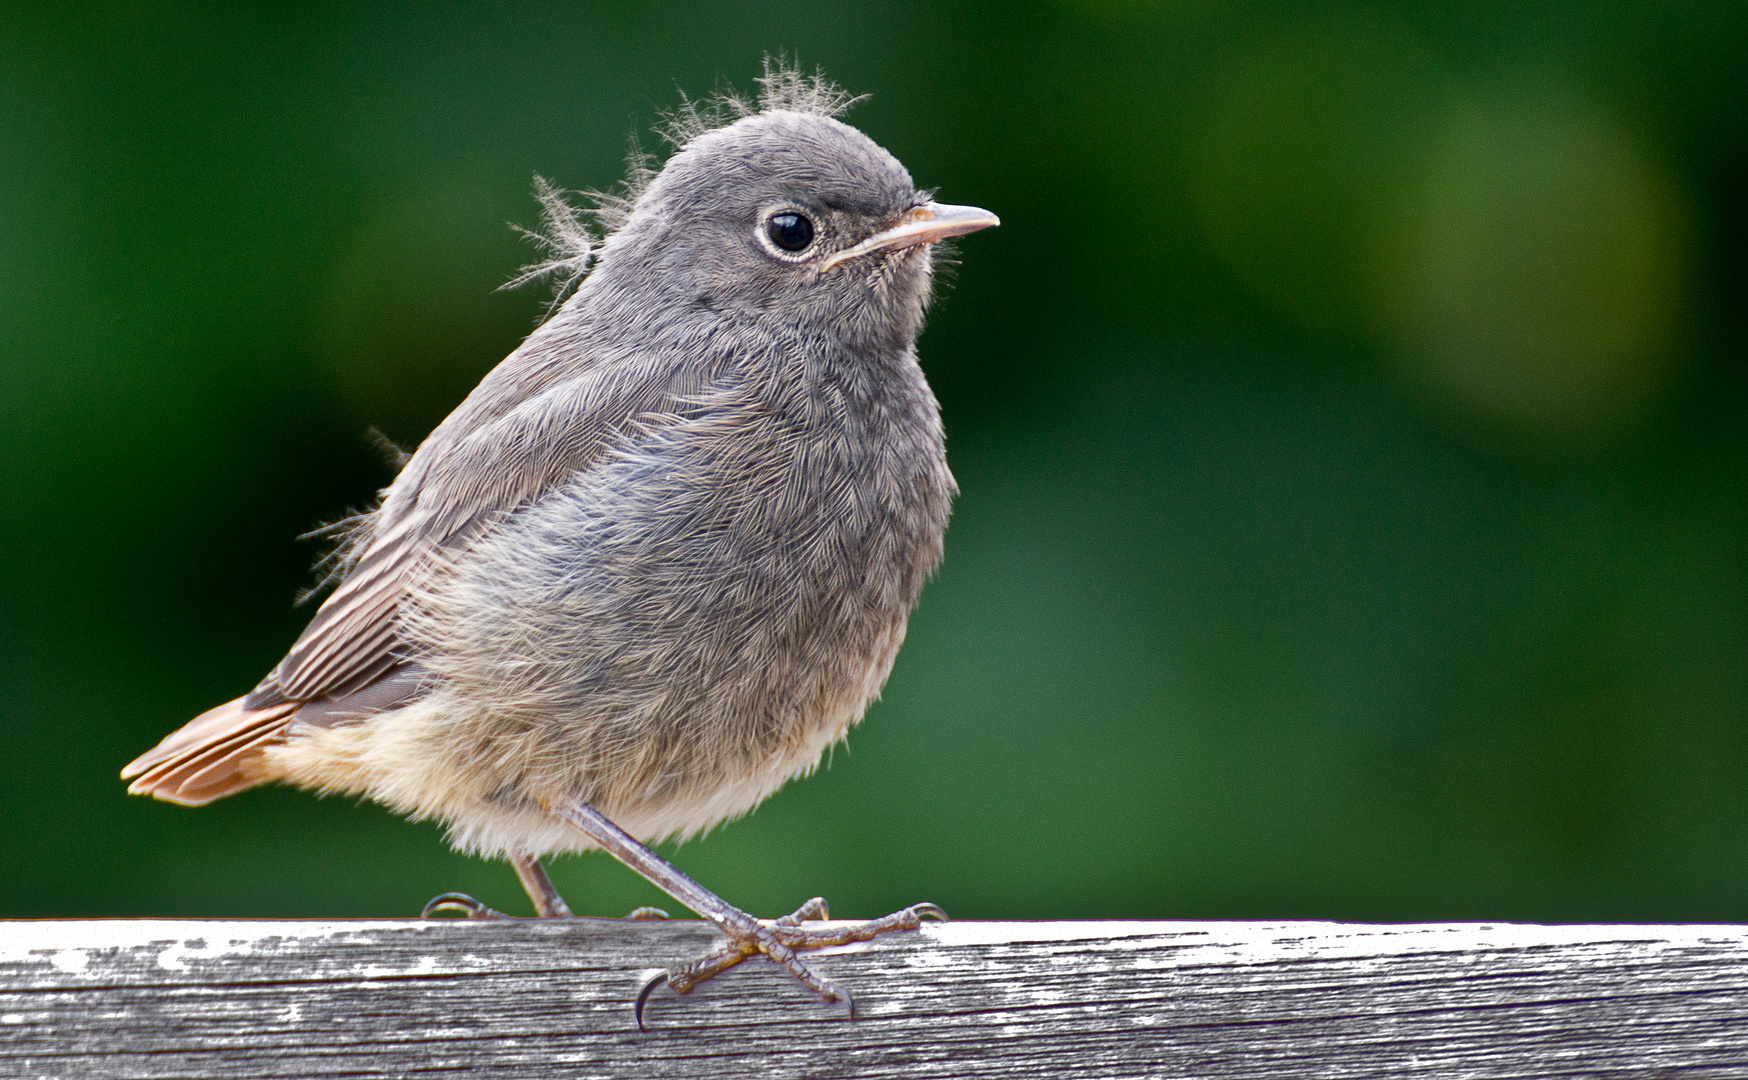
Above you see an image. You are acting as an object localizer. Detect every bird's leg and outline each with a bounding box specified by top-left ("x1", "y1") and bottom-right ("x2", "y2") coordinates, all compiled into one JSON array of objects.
[
  {"x1": 548, "y1": 799, "x2": 946, "y2": 1028},
  {"x1": 511, "y1": 851, "x2": 575, "y2": 918},
  {"x1": 513, "y1": 851, "x2": 671, "y2": 918}
]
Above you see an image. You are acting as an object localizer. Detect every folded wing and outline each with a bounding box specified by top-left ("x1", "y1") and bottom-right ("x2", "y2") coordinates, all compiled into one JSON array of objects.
[{"x1": 123, "y1": 349, "x2": 705, "y2": 805}]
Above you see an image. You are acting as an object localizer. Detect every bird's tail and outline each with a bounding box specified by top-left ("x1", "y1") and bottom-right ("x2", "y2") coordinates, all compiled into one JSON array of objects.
[{"x1": 121, "y1": 697, "x2": 300, "y2": 806}]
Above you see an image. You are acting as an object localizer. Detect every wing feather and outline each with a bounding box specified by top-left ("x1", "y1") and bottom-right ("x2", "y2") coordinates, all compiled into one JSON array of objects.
[
  {"x1": 125, "y1": 342, "x2": 725, "y2": 807},
  {"x1": 122, "y1": 698, "x2": 301, "y2": 806},
  {"x1": 259, "y1": 356, "x2": 701, "y2": 706}
]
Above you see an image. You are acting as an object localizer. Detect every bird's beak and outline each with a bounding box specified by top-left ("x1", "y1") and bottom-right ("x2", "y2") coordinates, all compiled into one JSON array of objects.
[{"x1": 818, "y1": 202, "x2": 1000, "y2": 272}]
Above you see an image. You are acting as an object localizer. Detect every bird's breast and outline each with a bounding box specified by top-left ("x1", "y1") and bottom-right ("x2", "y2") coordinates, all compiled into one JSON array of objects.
[{"x1": 398, "y1": 364, "x2": 952, "y2": 831}]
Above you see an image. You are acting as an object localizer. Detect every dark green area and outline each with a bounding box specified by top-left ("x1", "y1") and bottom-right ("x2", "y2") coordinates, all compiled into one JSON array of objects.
[{"x1": 3, "y1": 0, "x2": 1745, "y2": 922}]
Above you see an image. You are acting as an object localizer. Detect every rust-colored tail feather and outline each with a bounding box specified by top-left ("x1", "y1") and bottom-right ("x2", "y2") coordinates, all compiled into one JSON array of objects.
[{"x1": 121, "y1": 697, "x2": 300, "y2": 806}]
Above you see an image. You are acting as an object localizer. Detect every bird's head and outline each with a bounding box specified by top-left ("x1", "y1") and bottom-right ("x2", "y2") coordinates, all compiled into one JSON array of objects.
[{"x1": 596, "y1": 105, "x2": 997, "y2": 354}]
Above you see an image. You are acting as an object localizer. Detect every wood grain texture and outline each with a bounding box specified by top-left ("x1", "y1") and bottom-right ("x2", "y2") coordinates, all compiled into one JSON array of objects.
[{"x1": 2, "y1": 919, "x2": 1745, "y2": 1078}]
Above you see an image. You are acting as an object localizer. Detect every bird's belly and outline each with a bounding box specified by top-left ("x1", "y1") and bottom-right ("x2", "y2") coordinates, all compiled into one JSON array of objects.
[{"x1": 352, "y1": 425, "x2": 947, "y2": 853}]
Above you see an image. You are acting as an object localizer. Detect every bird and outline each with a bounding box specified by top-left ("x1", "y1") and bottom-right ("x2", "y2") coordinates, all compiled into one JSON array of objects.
[{"x1": 121, "y1": 63, "x2": 997, "y2": 1026}]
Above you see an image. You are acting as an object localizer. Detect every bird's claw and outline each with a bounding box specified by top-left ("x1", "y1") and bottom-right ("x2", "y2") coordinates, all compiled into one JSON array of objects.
[
  {"x1": 775, "y1": 896, "x2": 830, "y2": 924},
  {"x1": 421, "y1": 892, "x2": 512, "y2": 920},
  {"x1": 634, "y1": 969, "x2": 670, "y2": 1030},
  {"x1": 625, "y1": 906, "x2": 670, "y2": 920},
  {"x1": 905, "y1": 902, "x2": 949, "y2": 924},
  {"x1": 632, "y1": 899, "x2": 946, "y2": 1030}
]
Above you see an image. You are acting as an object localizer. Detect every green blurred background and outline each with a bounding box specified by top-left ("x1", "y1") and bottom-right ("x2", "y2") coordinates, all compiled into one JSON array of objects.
[{"x1": 4, "y1": 0, "x2": 1746, "y2": 924}]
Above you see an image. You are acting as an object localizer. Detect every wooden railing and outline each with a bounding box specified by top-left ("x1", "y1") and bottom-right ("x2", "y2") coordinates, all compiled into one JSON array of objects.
[{"x1": 3, "y1": 918, "x2": 1744, "y2": 1077}]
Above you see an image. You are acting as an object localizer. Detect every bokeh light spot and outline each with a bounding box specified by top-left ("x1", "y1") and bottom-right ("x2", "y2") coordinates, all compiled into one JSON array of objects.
[
  {"x1": 1368, "y1": 85, "x2": 1693, "y2": 437},
  {"x1": 1184, "y1": 17, "x2": 1456, "y2": 337}
]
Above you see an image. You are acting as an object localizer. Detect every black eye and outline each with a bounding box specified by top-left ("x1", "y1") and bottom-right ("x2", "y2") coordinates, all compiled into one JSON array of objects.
[{"x1": 766, "y1": 212, "x2": 814, "y2": 253}]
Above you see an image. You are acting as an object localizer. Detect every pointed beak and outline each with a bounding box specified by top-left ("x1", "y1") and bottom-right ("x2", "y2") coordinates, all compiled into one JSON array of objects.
[{"x1": 818, "y1": 202, "x2": 1000, "y2": 272}]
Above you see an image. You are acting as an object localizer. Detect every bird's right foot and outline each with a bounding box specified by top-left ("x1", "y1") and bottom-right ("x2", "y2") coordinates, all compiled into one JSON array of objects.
[{"x1": 634, "y1": 897, "x2": 948, "y2": 1029}]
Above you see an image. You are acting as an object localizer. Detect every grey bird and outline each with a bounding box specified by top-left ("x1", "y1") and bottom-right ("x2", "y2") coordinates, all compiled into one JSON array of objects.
[{"x1": 120, "y1": 66, "x2": 997, "y2": 1023}]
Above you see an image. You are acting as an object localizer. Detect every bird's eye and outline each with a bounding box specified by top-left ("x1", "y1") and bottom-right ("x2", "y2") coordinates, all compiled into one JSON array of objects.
[{"x1": 766, "y1": 212, "x2": 814, "y2": 253}]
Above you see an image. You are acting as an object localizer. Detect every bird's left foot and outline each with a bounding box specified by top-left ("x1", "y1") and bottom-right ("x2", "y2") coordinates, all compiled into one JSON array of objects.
[
  {"x1": 422, "y1": 892, "x2": 512, "y2": 919},
  {"x1": 421, "y1": 891, "x2": 672, "y2": 921},
  {"x1": 635, "y1": 898, "x2": 947, "y2": 1029}
]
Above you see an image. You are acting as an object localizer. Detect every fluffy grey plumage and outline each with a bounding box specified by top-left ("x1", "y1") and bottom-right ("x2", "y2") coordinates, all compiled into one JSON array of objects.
[{"x1": 123, "y1": 69, "x2": 996, "y2": 878}]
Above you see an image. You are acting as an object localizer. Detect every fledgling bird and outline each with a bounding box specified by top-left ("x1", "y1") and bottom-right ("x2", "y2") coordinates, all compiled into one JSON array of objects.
[{"x1": 122, "y1": 65, "x2": 997, "y2": 1024}]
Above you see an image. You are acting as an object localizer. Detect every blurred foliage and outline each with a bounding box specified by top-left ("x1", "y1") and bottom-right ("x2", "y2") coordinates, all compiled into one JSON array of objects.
[{"x1": 2, "y1": 0, "x2": 1745, "y2": 923}]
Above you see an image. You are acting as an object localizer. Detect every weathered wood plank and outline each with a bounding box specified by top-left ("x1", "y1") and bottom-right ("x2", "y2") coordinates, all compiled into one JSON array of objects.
[{"x1": 2, "y1": 919, "x2": 1744, "y2": 1078}]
